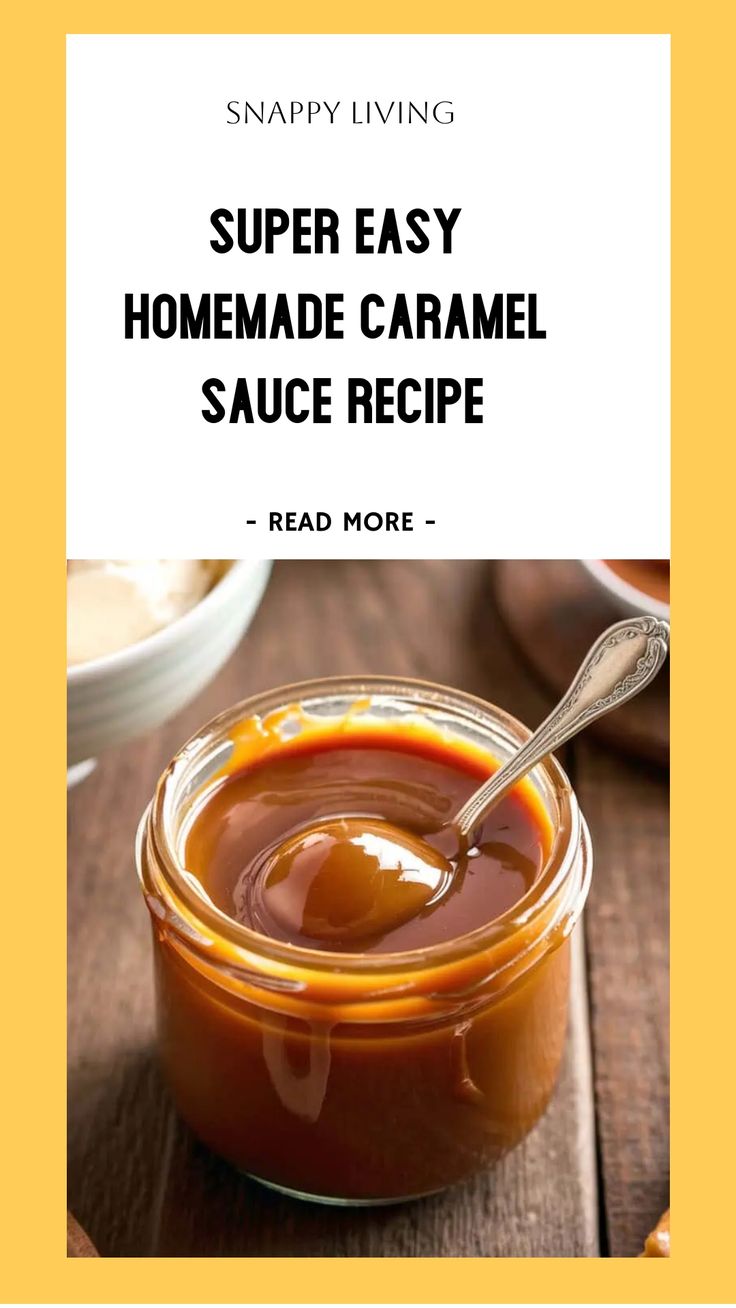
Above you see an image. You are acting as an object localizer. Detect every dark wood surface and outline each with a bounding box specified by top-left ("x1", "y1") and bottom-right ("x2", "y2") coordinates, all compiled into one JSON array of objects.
[
  {"x1": 495, "y1": 560, "x2": 669, "y2": 764},
  {"x1": 67, "y1": 560, "x2": 669, "y2": 1258}
]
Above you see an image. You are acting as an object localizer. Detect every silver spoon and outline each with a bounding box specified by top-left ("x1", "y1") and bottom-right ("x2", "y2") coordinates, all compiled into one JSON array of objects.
[
  {"x1": 255, "y1": 616, "x2": 670, "y2": 947},
  {"x1": 453, "y1": 614, "x2": 670, "y2": 845}
]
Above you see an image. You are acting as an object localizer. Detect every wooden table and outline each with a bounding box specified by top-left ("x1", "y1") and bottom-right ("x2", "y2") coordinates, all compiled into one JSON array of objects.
[{"x1": 68, "y1": 561, "x2": 669, "y2": 1258}]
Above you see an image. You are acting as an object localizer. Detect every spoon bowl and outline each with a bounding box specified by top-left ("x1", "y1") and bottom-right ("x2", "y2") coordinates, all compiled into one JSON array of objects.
[
  {"x1": 252, "y1": 817, "x2": 454, "y2": 946},
  {"x1": 259, "y1": 616, "x2": 670, "y2": 935}
]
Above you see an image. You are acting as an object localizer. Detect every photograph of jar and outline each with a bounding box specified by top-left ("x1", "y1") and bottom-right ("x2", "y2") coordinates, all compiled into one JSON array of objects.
[
  {"x1": 137, "y1": 680, "x2": 593, "y2": 1203},
  {"x1": 68, "y1": 560, "x2": 670, "y2": 1255}
]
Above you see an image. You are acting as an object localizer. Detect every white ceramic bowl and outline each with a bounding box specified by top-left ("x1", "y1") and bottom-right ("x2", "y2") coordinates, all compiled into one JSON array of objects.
[
  {"x1": 580, "y1": 558, "x2": 670, "y2": 622},
  {"x1": 68, "y1": 560, "x2": 272, "y2": 770}
]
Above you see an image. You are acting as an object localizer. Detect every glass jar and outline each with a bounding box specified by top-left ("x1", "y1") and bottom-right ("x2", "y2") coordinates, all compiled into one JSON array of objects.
[{"x1": 136, "y1": 677, "x2": 592, "y2": 1205}]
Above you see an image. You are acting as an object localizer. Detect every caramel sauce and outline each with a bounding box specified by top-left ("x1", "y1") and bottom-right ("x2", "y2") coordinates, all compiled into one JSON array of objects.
[
  {"x1": 641, "y1": 1208, "x2": 670, "y2": 1257},
  {"x1": 185, "y1": 733, "x2": 549, "y2": 953},
  {"x1": 603, "y1": 559, "x2": 670, "y2": 605},
  {"x1": 144, "y1": 711, "x2": 578, "y2": 1201}
]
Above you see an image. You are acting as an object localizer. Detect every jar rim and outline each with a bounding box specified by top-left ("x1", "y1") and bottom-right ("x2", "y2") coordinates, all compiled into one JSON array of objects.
[{"x1": 139, "y1": 675, "x2": 591, "y2": 983}]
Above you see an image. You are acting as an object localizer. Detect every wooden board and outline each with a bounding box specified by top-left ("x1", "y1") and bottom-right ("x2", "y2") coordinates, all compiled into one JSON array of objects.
[
  {"x1": 574, "y1": 741, "x2": 670, "y2": 1256},
  {"x1": 494, "y1": 560, "x2": 669, "y2": 764},
  {"x1": 67, "y1": 560, "x2": 668, "y2": 1257}
]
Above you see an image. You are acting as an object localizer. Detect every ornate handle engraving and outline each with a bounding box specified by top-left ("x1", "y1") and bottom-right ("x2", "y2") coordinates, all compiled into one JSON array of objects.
[{"x1": 455, "y1": 616, "x2": 670, "y2": 841}]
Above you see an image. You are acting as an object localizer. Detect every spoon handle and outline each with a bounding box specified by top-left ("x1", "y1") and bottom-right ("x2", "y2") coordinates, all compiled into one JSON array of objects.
[{"x1": 455, "y1": 615, "x2": 670, "y2": 842}]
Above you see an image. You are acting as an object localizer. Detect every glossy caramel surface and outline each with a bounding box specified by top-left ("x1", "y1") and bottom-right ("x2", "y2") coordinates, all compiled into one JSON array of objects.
[
  {"x1": 147, "y1": 716, "x2": 572, "y2": 1201},
  {"x1": 185, "y1": 734, "x2": 549, "y2": 952}
]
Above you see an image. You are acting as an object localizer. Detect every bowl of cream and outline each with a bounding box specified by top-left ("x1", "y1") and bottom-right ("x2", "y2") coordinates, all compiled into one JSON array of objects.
[{"x1": 67, "y1": 559, "x2": 271, "y2": 778}]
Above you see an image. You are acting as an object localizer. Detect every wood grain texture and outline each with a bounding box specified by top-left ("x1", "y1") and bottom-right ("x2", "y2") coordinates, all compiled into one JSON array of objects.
[
  {"x1": 67, "y1": 560, "x2": 667, "y2": 1257},
  {"x1": 495, "y1": 560, "x2": 669, "y2": 764},
  {"x1": 574, "y1": 742, "x2": 670, "y2": 1256}
]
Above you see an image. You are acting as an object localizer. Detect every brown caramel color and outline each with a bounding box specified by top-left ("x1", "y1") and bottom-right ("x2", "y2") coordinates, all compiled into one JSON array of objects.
[
  {"x1": 604, "y1": 559, "x2": 670, "y2": 605},
  {"x1": 641, "y1": 1209, "x2": 670, "y2": 1257},
  {"x1": 151, "y1": 724, "x2": 574, "y2": 1201},
  {"x1": 256, "y1": 817, "x2": 453, "y2": 946},
  {"x1": 184, "y1": 735, "x2": 547, "y2": 952}
]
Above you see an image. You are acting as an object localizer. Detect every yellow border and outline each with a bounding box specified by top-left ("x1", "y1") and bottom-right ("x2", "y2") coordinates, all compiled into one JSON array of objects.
[{"x1": 2, "y1": 3, "x2": 733, "y2": 1302}]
